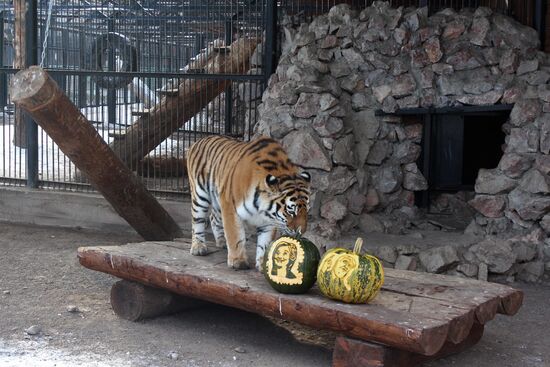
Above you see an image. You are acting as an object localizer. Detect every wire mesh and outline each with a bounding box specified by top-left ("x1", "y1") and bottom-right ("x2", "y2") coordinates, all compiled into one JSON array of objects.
[
  {"x1": 1, "y1": 0, "x2": 265, "y2": 198},
  {"x1": 0, "y1": 0, "x2": 544, "y2": 197}
]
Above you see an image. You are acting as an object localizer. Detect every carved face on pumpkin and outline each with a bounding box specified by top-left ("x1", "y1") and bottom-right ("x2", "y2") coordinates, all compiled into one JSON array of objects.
[{"x1": 266, "y1": 237, "x2": 305, "y2": 285}]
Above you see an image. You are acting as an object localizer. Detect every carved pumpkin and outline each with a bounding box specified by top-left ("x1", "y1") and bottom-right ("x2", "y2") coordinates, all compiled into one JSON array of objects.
[
  {"x1": 317, "y1": 238, "x2": 384, "y2": 303},
  {"x1": 263, "y1": 235, "x2": 320, "y2": 294}
]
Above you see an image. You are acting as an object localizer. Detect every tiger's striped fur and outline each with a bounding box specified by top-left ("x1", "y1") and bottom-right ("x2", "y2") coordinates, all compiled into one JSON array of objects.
[{"x1": 186, "y1": 136, "x2": 311, "y2": 270}]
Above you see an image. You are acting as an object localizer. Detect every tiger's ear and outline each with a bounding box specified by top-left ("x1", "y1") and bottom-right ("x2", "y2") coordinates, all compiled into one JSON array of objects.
[
  {"x1": 299, "y1": 171, "x2": 311, "y2": 182},
  {"x1": 266, "y1": 174, "x2": 279, "y2": 187}
]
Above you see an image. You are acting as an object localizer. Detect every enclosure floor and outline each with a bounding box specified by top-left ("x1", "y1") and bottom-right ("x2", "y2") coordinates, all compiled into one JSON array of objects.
[{"x1": 0, "y1": 222, "x2": 548, "y2": 367}]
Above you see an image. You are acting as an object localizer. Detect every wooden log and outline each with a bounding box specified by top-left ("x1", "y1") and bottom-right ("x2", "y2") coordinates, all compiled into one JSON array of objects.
[
  {"x1": 12, "y1": 0, "x2": 28, "y2": 148},
  {"x1": 110, "y1": 280, "x2": 203, "y2": 321},
  {"x1": 10, "y1": 66, "x2": 183, "y2": 241},
  {"x1": 333, "y1": 322, "x2": 484, "y2": 367},
  {"x1": 137, "y1": 156, "x2": 186, "y2": 178},
  {"x1": 108, "y1": 37, "x2": 260, "y2": 170},
  {"x1": 383, "y1": 269, "x2": 524, "y2": 322}
]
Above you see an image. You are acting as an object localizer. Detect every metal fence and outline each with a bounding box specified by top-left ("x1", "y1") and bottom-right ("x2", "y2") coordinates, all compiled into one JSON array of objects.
[
  {"x1": 0, "y1": 0, "x2": 267, "y2": 197},
  {"x1": 0, "y1": 0, "x2": 546, "y2": 199}
]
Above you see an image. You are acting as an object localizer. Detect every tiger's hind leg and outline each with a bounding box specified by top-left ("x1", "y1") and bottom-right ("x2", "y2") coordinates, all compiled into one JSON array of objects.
[
  {"x1": 190, "y1": 186, "x2": 210, "y2": 256},
  {"x1": 255, "y1": 226, "x2": 277, "y2": 271},
  {"x1": 210, "y1": 210, "x2": 226, "y2": 249}
]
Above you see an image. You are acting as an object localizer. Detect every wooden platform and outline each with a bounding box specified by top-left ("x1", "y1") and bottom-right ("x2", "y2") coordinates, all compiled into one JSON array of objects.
[{"x1": 77, "y1": 240, "x2": 523, "y2": 367}]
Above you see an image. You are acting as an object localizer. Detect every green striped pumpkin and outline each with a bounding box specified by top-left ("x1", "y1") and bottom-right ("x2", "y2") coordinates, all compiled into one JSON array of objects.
[
  {"x1": 263, "y1": 235, "x2": 320, "y2": 294},
  {"x1": 317, "y1": 238, "x2": 384, "y2": 304}
]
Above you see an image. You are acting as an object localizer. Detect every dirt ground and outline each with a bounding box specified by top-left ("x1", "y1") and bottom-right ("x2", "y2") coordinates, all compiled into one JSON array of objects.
[{"x1": 0, "y1": 222, "x2": 549, "y2": 367}]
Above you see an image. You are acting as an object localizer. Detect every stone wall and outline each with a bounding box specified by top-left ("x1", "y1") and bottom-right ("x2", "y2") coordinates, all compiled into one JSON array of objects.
[{"x1": 254, "y1": 2, "x2": 550, "y2": 281}]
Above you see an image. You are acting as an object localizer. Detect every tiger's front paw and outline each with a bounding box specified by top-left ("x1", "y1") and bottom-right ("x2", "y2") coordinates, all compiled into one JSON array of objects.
[
  {"x1": 228, "y1": 257, "x2": 250, "y2": 270},
  {"x1": 255, "y1": 257, "x2": 264, "y2": 272},
  {"x1": 215, "y1": 238, "x2": 227, "y2": 249},
  {"x1": 190, "y1": 242, "x2": 208, "y2": 256}
]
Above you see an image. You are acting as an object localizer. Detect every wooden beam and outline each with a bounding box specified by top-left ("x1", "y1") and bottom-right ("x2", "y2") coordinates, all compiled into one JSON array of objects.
[
  {"x1": 13, "y1": 0, "x2": 27, "y2": 148},
  {"x1": 333, "y1": 322, "x2": 484, "y2": 367},
  {"x1": 137, "y1": 156, "x2": 186, "y2": 178},
  {"x1": 10, "y1": 66, "x2": 183, "y2": 241},
  {"x1": 109, "y1": 37, "x2": 260, "y2": 171},
  {"x1": 110, "y1": 280, "x2": 204, "y2": 321}
]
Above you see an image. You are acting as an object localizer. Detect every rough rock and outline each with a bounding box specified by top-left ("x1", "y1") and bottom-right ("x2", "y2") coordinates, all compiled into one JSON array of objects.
[
  {"x1": 457, "y1": 263, "x2": 479, "y2": 278},
  {"x1": 403, "y1": 170, "x2": 428, "y2": 191},
  {"x1": 507, "y1": 127, "x2": 540, "y2": 154},
  {"x1": 457, "y1": 90, "x2": 502, "y2": 105},
  {"x1": 498, "y1": 153, "x2": 533, "y2": 178},
  {"x1": 394, "y1": 255, "x2": 417, "y2": 270},
  {"x1": 541, "y1": 114, "x2": 550, "y2": 154},
  {"x1": 499, "y1": 49, "x2": 519, "y2": 74},
  {"x1": 312, "y1": 115, "x2": 344, "y2": 137},
  {"x1": 535, "y1": 155, "x2": 550, "y2": 174},
  {"x1": 367, "y1": 140, "x2": 391, "y2": 165},
  {"x1": 282, "y1": 130, "x2": 332, "y2": 171},
  {"x1": 424, "y1": 37, "x2": 443, "y2": 63},
  {"x1": 25, "y1": 325, "x2": 42, "y2": 335},
  {"x1": 467, "y1": 238, "x2": 516, "y2": 273},
  {"x1": 468, "y1": 195, "x2": 506, "y2": 218},
  {"x1": 326, "y1": 166, "x2": 357, "y2": 195},
  {"x1": 391, "y1": 74, "x2": 417, "y2": 98},
  {"x1": 469, "y1": 16, "x2": 490, "y2": 46},
  {"x1": 373, "y1": 165, "x2": 402, "y2": 194},
  {"x1": 293, "y1": 93, "x2": 320, "y2": 118},
  {"x1": 474, "y1": 169, "x2": 517, "y2": 194},
  {"x1": 517, "y1": 261, "x2": 545, "y2": 283},
  {"x1": 348, "y1": 110, "x2": 380, "y2": 141},
  {"x1": 332, "y1": 135, "x2": 356, "y2": 166},
  {"x1": 442, "y1": 20, "x2": 466, "y2": 39},
  {"x1": 508, "y1": 188, "x2": 550, "y2": 221},
  {"x1": 541, "y1": 214, "x2": 550, "y2": 233},
  {"x1": 512, "y1": 241, "x2": 538, "y2": 263},
  {"x1": 320, "y1": 198, "x2": 348, "y2": 223},
  {"x1": 419, "y1": 246, "x2": 460, "y2": 273},
  {"x1": 509, "y1": 99, "x2": 541, "y2": 127},
  {"x1": 519, "y1": 169, "x2": 550, "y2": 194},
  {"x1": 358, "y1": 213, "x2": 385, "y2": 233},
  {"x1": 374, "y1": 246, "x2": 398, "y2": 264}
]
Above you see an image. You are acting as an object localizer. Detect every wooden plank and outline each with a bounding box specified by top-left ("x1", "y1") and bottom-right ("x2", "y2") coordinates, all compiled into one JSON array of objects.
[
  {"x1": 10, "y1": 67, "x2": 183, "y2": 241},
  {"x1": 383, "y1": 269, "x2": 524, "y2": 322},
  {"x1": 108, "y1": 37, "x2": 259, "y2": 171},
  {"x1": 371, "y1": 292, "x2": 475, "y2": 345},
  {"x1": 333, "y1": 322, "x2": 484, "y2": 367},
  {"x1": 110, "y1": 280, "x2": 204, "y2": 321},
  {"x1": 137, "y1": 156, "x2": 186, "y2": 178},
  {"x1": 78, "y1": 241, "x2": 451, "y2": 356}
]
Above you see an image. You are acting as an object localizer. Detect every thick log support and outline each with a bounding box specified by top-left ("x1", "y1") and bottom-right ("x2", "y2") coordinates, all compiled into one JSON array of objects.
[
  {"x1": 110, "y1": 280, "x2": 203, "y2": 321},
  {"x1": 333, "y1": 322, "x2": 484, "y2": 367},
  {"x1": 10, "y1": 66, "x2": 183, "y2": 241},
  {"x1": 13, "y1": 0, "x2": 30, "y2": 148},
  {"x1": 108, "y1": 37, "x2": 260, "y2": 170},
  {"x1": 137, "y1": 156, "x2": 186, "y2": 178}
]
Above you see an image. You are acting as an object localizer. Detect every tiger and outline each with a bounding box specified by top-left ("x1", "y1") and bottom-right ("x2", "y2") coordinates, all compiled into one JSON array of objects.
[{"x1": 186, "y1": 135, "x2": 311, "y2": 270}]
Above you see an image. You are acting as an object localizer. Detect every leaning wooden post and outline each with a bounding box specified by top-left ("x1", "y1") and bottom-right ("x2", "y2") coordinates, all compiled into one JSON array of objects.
[
  {"x1": 10, "y1": 66, "x2": 183, "y2": 241},
  {"x1": 13, "y1": 0, "x2": 29, "y2": 148},
  {"x1": 109, "y1": 37, "x2": 260, "y2": 170}
]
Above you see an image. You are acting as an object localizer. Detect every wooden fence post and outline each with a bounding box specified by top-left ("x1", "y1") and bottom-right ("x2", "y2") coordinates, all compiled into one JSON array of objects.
[{"x1": 11, "y1": 66, "x2": 183, "y2": 241}]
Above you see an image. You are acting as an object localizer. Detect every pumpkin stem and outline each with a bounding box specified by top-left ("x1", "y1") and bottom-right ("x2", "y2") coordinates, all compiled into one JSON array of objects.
[{"x1": 353, "y1": 237, "x2": 363, "y2": 254}]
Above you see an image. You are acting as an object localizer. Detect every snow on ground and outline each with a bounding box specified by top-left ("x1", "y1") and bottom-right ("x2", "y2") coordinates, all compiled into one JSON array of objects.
[
  {"x1": 0, "y1": 340, "x2": 136, "y2": 367},
  {"x1": 0, "y1": 102, "x2": 209, "y2": 183}
]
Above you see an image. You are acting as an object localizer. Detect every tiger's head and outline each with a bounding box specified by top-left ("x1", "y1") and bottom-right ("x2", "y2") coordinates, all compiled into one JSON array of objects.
[{"x1": 264, "y1": 172, "x2": 311, "y2": 233}]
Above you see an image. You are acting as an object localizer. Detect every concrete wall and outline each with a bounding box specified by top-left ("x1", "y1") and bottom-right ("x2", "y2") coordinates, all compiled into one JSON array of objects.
[{"x1": 0, "y1": 187, "x2": 192, "y2": 235}]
